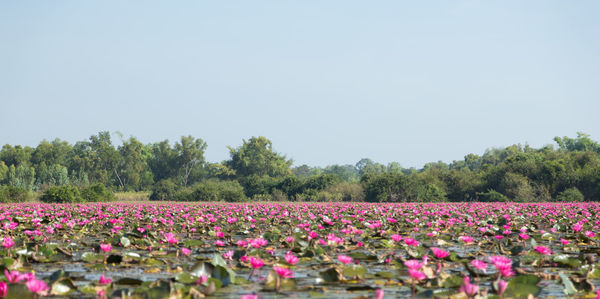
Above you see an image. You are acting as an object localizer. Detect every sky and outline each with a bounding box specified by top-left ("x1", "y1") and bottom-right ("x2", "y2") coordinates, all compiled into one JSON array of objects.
[{"x1": 1, "y1": 1, "x2": 599, "y2": 168}]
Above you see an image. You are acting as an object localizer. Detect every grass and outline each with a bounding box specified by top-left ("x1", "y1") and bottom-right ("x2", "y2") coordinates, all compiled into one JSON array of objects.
[{"x1": 114, "y1": 191, "x2": 151, "y2": 201}]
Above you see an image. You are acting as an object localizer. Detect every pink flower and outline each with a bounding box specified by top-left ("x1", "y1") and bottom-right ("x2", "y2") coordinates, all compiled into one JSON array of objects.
[
  {"x1": 285, "y1": 251, "x2": 299, "y2": 265},
  {"x1": 404, "y1": 238, "x2": 419, "y2": 247},
  {"x1": 0, "y1": 281, "x2": 7, "y2": 298},
  {"x1": 494, "y1": 235, "x2": 504, "y2": 240},
  {"x1": 250, "y1": 238, "x2": 268, "y2": 248},
  {"x1": 237, "y1": 240, "x2": 248, "y2": 247},
  {"x1": 164, "y1": 232, "x2": 178, "y2": 244},
  {"x1": 100, "y1": 243, "x2": 112, "y2": 253},
  {"x1": 26, "y1": 278, "x2": 49, "y2": 295},
  {"x1": 216, "y1": 231, "x2": 225, "y2": 238},
  {"x1": 99, "y1": 275, "x2": 112, "y2": 285},
  {"x1": 215, "y1": 240, "x2": 225, "y2": 246},
  {"x1": 471, "y1": 260, "x2": 487, "y2": 272},
  {"x1": 285, "y1": 236, "x2": 295, "y2": 244},
  {"x1": 459, "y1": 236, "x2": 474, "y2": 244},
  {"x1": 2, "y1": 237, "x2": 14, "y2": 249},
  {"x1": 404, "y1": 259, "x2": 423, "y2": 270},
  {"x1": 223, "y1": 250, "x2": 234, "y2": 260},
  {"x1": 585, "y1": 231, "x2": 595, "y2": 238},
  {"x1": 240, "y1": 295, "x2": 258, "y2": 299},
  {"x1": 460, "y1": 276, "x2": 479, "y2": 297},
  {"x1": 196, "y1": 275, "x2": 208, "y2": 285},
  {"x1": 375, "y1": 288, "x2": 384, "y2": 299},
  {"x1": 535, "y1": 246, "x2": 552, "y2": 255},
  {"x1": 337, "y1": 255, "x2": 354, "y2": 264},
  {"x1": 519, "y1": 233, "x2": 530, "y2": 240},
  {"x1": 408, "y1": 269, "x2": 426, "y2": 281},
  {"x1": 391, "y1": 234, "x2": 402, "y2": 242},
  {"x1": 4, "y1": 270, "x2": 24, "y2": 283},
  {"x1": 273, "y1": 266, "x2": 294, "y2": 278},
  {"x1": 249, "y1": 256, "x2": 265, "y2": 269},
  {"x1": 181, "y1": 247, "x2": 191, "y2": 256},
  {"x1": 560, "y1": 238, "x2": 571, "y2": 245},
  {"x1": 497, "y1": 279, "x2": 508, "y2": 296},
  {"x1": 489, "y1": 256, "x2": 514, "y2": 277},
  {"x1": 573, "y1": 223, "x2": 583, "y2": 232},
  {"x1": 431, "y1": 247, "x2": 450, "y2": 259}
]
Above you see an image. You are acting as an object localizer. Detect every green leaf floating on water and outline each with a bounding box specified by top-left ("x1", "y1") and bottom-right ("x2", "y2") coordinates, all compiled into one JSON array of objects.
[
  {"x1": 553, "y1": 255, "x2": 582, "y2": 268},
  {"x1": 318, "y1": 267, "x2": 344, "y2": 283},
  {"x1": 176, "y1": 272, "x2": 198, "y2": 284},
  {"x1": 212, "y1": 265, "x2": 233, "y2": 287},
  {"x1": 81, "y1": 252, "x2": 104, "y2": 263},
  {"x1": 504, "y1": 275, "x2": 541, "y2": 298},
  {"x1": 120, "y1": 236, "x2": 131, "y2": 247},
  {"x1": 441, "y1": 275, "x2": 463, "y2": 288},
  {"x1": 343, "y1": 264, "x2": 366, "y2": 279},
  {"x1": 51, "y1": 278, "x2": 76, "y2": 296},
  {"x1": 211, "y1": 253, "x2": 228, "y2": 268},
  {"x1": 190, "y1": 261, "x2": 214, "y2": 278},
  {"x1": 183, "y1": 239, "x2": 204, "y2": 247},
  {"x1": 559, "y1": 272, "x2": 578, "y2": 296}
]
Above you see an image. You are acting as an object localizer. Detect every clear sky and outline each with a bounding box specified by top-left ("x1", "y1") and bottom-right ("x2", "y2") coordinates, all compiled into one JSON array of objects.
[{"x1": 1, "y1": 1, "x2": 599, "y2": 168}]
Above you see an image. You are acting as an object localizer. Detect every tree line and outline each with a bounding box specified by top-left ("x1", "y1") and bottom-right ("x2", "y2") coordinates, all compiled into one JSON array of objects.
[{"x1": 1, "y1": 132, "x2": 599, "y2": 202}]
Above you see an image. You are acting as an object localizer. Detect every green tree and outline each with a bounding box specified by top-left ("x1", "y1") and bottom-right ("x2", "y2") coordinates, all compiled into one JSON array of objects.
[
  {"x1": 117, "y1": 137, "x2": 153, "y2": 190},
  {"x1": 175, "y1": 135, "x2": 207, "y2": 186},
  {"x1": 226, "y1": 136, "x2": 292, "y2": 178},
  {"x1": 148, "y1": 140, "x2": 179, "y2": 182},
  {"x1": 0, "y1": 144, "x2": 33, "y2": 167},
  {"x1": 8, "y1": 164, "x2": 36, "y2": 190},
  {"x1": 37, "y1": 163, "x2": 70, "y2": 187}
]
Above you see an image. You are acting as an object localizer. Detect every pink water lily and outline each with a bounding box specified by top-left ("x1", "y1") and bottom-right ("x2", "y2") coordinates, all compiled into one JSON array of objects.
[
  {"x1": 26, "y1": 278, "x2": 49, "y2": 295},
  {"x1": 2, "y1": 237, "x2": 14, "y2": 249},
  {"x1": 181, "y1": 247, "x2": 191, "y2": 256},
  {"x1": 337, "y1": 255, "x2": 354, "y2": 264},
  {"x1": 100, "y1": 243, "x2": 112, "y2": 253},
  {"x1": 431, "y1": 247, "x2": 450, "y2": 259},
  {"x1": 0, "y1": 281, "x2": 7, "y2": 298},
  {"x1": 99, "y1": 275, "x2": 112, "y2": 285},
  {"x1": 460, "y1": 276, "x2": 479, "y2": 298},
  {"x1": 285, "y1": 251, "x2": 299, "y2": 265},
  {"x1": 535, "y1": 246, "x2": 552, "y2": 255},
  {"x1": 471, "y1": 260, "x2": 487, "y2": 272},
  {"x1": 273, "y1": 266, "x2": 294, "y2": 278},
  {"x1": 249, "y1": 256, "x2": 265, "y2": 269}
]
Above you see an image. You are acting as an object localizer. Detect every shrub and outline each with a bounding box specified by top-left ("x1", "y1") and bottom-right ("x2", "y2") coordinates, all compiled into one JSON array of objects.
[
  {"x1": 149, "y1": 179, "x2": 178, "y2": 201},
  {"x1": 189, "y1": 180, "x2": 247, "y2": 202},
  {"x1": 81, "y1": 183, "x2": 116, "y2": 202},
  {"x1": 478, "y1": 189, "x2": 509, "y2": 202},
  {"x1": 0, "y1": 185, "x2": 28, "y2": 203},
  {"x1": 40, "y1": 185, "x2": 83, "y2": 203},
  {"x1": 555, "y1": 187, "x2": 585, "y2": 202}
]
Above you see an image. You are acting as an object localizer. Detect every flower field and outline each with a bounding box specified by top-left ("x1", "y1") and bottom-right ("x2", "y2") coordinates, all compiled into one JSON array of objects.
[{"x1": 1, "y1": 202, "x2": 600, "y2": 298}]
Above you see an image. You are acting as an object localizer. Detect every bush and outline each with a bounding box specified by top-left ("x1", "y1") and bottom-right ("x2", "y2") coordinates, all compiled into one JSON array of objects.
[
  {"x1": 40, "y1": 185, "x2": 83, "y2": 203},
  {"x1": 149, "y1": 179, "x2": 178, "y2": 201},
  {"x1": 165, "y1": 180, "x2": 248, "y2": 202},
  {"x1": 555, "y1": 187, "x2": 585, "y2": 202},
  {"x1": 478, "y1": 189, "x2": 509, "y2": 202},
  {"x1": 81, "y1": 184, "x2": 116, "y2": 202},
  {"x1": 0, "y1": 185, "x2": 28, "y2": 203}
]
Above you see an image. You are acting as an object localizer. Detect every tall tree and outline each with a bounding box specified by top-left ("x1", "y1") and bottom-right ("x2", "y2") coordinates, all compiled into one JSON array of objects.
[
  {"x1": 174, "y1": 136, "x2": 207, "y2": 187},
  {"x1": 226, "y1": 136, "x2": 292, "y2": 178}
]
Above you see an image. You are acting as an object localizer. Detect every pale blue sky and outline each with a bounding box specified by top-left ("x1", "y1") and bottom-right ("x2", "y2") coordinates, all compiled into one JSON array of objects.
[{"x1": 1, "y1": 1, "x2": 599, "y2": 168}]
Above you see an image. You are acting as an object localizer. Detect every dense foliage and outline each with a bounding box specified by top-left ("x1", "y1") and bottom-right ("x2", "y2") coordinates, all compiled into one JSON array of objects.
[
  {"x1": 0, "y1": 202, "x2": 599, "y2": 298},
  {"x1": 1, "y1": 132, "x2": 599, "y2": 202}
]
